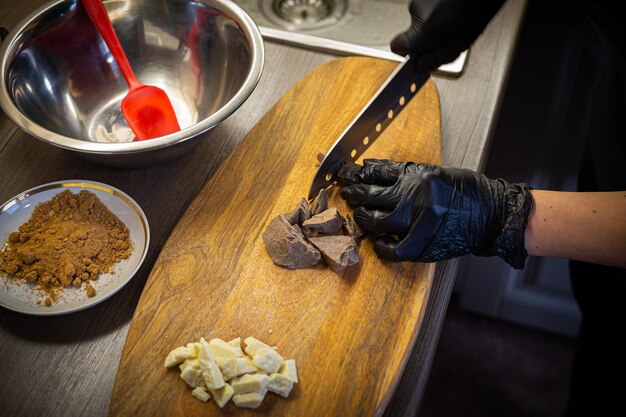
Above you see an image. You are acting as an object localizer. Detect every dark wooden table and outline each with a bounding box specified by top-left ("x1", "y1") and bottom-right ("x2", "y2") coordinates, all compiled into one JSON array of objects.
[{"x1": 0, "y1": 0, "x2": 526, "y2": 415}]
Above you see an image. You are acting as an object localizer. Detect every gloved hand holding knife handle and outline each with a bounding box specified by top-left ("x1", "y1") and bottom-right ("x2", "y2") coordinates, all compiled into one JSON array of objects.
[
  {"x1": 338, "y1": 160, "x2": 534, "y2": 268},
  {"x1": 391, "y1": 0, "x2": 506, "y2": 72}
]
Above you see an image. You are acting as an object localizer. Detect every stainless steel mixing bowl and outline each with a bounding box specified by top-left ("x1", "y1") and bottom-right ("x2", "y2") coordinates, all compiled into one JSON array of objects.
[{"x1": 0, "y1": 0, "x2": 264, "y2": 167}]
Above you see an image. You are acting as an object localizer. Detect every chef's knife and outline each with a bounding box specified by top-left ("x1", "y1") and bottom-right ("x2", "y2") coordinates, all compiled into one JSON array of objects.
[{"x1": 307, "y1": 56, "x2": 429, "y2": 200}]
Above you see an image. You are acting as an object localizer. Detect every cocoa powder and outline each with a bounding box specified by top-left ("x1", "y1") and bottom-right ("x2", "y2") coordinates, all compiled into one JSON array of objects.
[{"x1": 0, "y1": 189, "x2": 133, "y2": 303}]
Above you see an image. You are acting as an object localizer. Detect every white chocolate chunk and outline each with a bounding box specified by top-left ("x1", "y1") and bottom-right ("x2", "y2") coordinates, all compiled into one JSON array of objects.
[
  {"x1": 215, "y1": 357, "x2": 238, "y2": 381},
  {"x1": 231, "y1": 373, "x2": 269, "y2": 394},
  {"x1": 243, "y1": 337, "x2": 273, "y2": 356},
  {"x1": 209, "y1": 383, "x2": 234, "y2": 408},
  {"x1": 235, "y1": 357, "x2": 258, "y2": 376},
  {"x1": 179, "y1": 358, "x2": 197, "y2": 373},
  {"x1": 278, "y1": 359, "x2": 298, "y2": 383},
  {"x1": 164, "y1": 345, "x2": 197, "y2": 368},
  {"x1": 198, "y1": 341, "x2": 225, "y2": 390},
  {"x1": 180, "y1": 359, "x2": 205, "y2": 388},
  {"x1": 232, "y1": 390, "x2": 267, "y2": 409},
  {"x1": 267, "y1": 373, "x2": 294, "y2": 398},
  {"x1": 227, "y1": 338, "x2": 245, "y2": 356},
  {"x1": 200, "y1": 360, "x2": 225, "y2": 390},
  {"x1": 209, "y1": 338, "x2": 243, "y2": 358},
  {"x1": 186, "y1": 342, "x2": 202, "y2": 357},
  {"x1": 191, "y1": 386, "x2": 211, "y2": 402},
  {"x1": 252, "y1": 347, "x2": 284, "y2": 374},
  {"x1": 228, "y1": 337, "x2": 241, "y2": 346}
]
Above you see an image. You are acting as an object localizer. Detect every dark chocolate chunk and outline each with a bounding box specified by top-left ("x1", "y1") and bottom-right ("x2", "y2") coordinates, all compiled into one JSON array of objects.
[
  {"x1": 316, "y1": 152, "x2": 325, "y2": 162},
  {"x1": 310, "y1": 189, "x2": 328, "y2": 216},
  {"x1": 283, "y1": 208, "x2": 300, "y2": 226},
  {"x1": 307, "y1": 235, "x2": 359, "y2": 273},
  {"x1": 302, "y1": 208, "x2": 342, "y2": 234},
  {"x1": 262, "y1": 215, "x2": 321, "y2": 269},
  {"x1": 300, "y1": 225, "x2": 317, "y2": 239},
  {"x1": 341, "y1": 214, "x2": 365, "y2": 239},
  {"x1": 283, "y1": 197, "x2": 311, "y2": 226}
]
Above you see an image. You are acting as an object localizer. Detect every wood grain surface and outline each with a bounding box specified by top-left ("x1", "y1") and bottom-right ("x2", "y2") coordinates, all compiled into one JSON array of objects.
[{"x1": 109, "y1": 57, "x2": 441, "y2": 417}]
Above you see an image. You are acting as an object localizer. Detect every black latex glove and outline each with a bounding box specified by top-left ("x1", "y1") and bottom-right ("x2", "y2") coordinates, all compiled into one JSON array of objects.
[
  {"x1": 338, "y1": 159, "x2": 534, "y2": 269},
  {"x1": 391, "y1": 0, "x2": 505, "y2": 72}
]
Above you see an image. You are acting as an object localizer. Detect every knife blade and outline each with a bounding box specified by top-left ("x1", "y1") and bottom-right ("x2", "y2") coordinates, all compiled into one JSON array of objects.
[{"x1": 307, "y1": 56, "x2": 429, "y2": 200}]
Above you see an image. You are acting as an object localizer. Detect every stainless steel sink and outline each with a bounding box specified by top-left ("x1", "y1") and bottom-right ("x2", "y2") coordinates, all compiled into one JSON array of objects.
[{"x1": 232, "y1": 0, "x2": 467, "y2": 75}]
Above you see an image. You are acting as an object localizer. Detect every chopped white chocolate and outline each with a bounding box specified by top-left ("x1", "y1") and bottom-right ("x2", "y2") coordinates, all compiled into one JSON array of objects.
[
  {"x1": 278, "y1": 359, "x2": 298, "y2": 383},
  {"x1": 267, "y1": 373, "x2": 294, "y2": 398},
  {"x1": 227, "y1": 338, "x2": 245, "y2": 356},
  {"x1": 209, "y1": 383, "x2": 234, "y2": 408},
  {"x1": 192, "y1": 386, "x2": 211, "y2": 402},
  {"x1": 232, "y1": 390, "x2": 268, "y2": 409},
  {"x1": 200, "y1": 361, "x2": 225, "y2": 390},
  {"x1": 231, "y1": 373, "x2": 269, "y2": 394},
  {"x1": 215, "y1": 357, "x2": 238, "y2": 381},
  {"x1": 164, "y1": 345, "x2": 197, "y2": 368},
  {"x1": 180, "y1": 359, "x2": 205, "y2": 388},
  {"x1": 166, "y1": 336, "x2": 296, "y2": 409},
  {"x1": 209, "y1": 338, "x2": 244, "y2": 358},
  {"x1": 179, "y1": 358, "x2": 197, "y2": 373},
  {"x1": 252, "y1": 347, "x2": 284, "y2": 374},
  {"x1": 198, "y1": 341, "x2": 225, "y2": 390},
  {"x1": 186, "y1": 342, "x2": 203, "y2": 357},
  {"x1": 235, "y1": 357, "x2": 258, "y2": 376},
  {"x1": 243, "y1": 337, "x2": 273, "y2": 356}
]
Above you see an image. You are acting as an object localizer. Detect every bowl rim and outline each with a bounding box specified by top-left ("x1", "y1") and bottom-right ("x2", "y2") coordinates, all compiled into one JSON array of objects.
[{"x1": 0, "y1": 0, "x2": 265, "y2": 155}]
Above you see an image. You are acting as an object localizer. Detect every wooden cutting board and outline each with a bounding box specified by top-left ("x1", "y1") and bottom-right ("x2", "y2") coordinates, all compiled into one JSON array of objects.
[{"x1": 109, "y1": 56, "x2": 442, "y2": 417}]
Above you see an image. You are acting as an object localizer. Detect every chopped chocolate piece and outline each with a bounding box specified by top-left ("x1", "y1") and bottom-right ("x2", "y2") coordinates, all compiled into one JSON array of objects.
[
  {"x1": 283, "y1": 198, "x2": 311, "y2": 226},
  {"x1": 262, "y1": 215, "x2": 321, "y2": 269},
  {"x1": 341, "y1": 214, "x2": 365, "y2": 239},
  {"x1": 302, "y1": 208, "x2": 342, "y2": 234},
  {"x1": 283, "y1": 209, "x2": 300, "y2": 226},
  {"x1": 310, "y1": 189, "x2": 328, "y2": 216},
  {"x1": 300, "y1": 225, "x2": 317, "y2": 239},
  {"x1": 337, "y1": 161, "x2": 363, "y2": 185},
  {"x1": 317, "y1": 152, "x2": 325, "y2": 162},
  {"x1": 308, "y1": 235, "x2": 359, "y2": 273}
]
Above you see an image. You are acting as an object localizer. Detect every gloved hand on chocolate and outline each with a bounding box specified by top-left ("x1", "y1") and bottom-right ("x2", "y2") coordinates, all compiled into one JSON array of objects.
[
  {"x1": 338, "y1": 159, "x2": 534, "y2": 269},
  {"x1": 391, "y1": 0, "x2": 505, "y2": 72}
]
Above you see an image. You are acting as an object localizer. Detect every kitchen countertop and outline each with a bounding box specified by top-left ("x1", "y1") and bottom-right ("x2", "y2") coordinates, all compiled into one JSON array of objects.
[{"x1": 0, "y1": 0, "x2": 526, "y2": 415}]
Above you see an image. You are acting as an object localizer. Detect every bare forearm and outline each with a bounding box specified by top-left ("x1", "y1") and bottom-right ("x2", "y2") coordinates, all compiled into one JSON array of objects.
[{"x1": 525, "y1": 190, "x2": 626, "y2": 268}]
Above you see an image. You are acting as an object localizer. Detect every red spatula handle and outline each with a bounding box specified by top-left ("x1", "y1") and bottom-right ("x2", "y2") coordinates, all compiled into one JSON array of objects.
[{"x1": 82, "y1": 0, "x2": 141, "y2": 90}]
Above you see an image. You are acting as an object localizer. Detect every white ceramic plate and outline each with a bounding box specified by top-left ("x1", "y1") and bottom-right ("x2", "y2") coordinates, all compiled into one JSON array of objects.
[{"x1": 0, "y1": 180, "x2": 149, "y2": 315}]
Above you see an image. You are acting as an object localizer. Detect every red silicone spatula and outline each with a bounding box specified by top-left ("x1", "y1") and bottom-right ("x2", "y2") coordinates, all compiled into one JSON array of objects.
[{"x1": 83, "y1": 0, "x2": 180, "y2": 140}]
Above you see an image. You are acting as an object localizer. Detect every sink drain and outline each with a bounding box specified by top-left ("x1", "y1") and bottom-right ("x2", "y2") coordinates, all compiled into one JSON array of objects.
[
  {"x1": 261, "y1": 0, "x2": 346, "y2": 30},
  {"x1": 275, "y1": 0, "x2": 331, "y2": 24}
]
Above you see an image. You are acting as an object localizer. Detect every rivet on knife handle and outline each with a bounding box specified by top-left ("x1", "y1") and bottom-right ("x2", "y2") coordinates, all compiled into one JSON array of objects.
[{"x1": 307, "y1": 56, "x2": 430, "y2": 200}]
